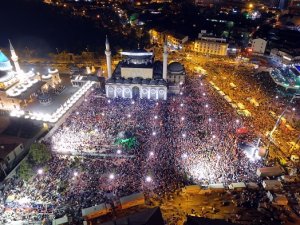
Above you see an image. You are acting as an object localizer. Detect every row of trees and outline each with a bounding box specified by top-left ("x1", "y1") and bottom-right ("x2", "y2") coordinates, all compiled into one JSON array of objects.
[{"x1": 18, "y1": 143, "x2": 52, "y2": 181}]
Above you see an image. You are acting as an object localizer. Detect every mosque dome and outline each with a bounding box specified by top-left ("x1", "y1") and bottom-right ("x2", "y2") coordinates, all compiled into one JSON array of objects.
[
  {"x1": 0, "y1": 51, "x2": 13, "y2": 71},
  {"x1": 168, "y1": 62, "x2": 184, "y2": 74}
]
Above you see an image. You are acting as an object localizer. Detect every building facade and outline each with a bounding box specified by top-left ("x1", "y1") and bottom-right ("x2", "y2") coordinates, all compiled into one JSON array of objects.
[
  {"x1": 192, "y1": 36, "x2": 228, "y2": 56},
  {"x1": 149, "y1": 29, "x2": 188, "y2": 50},
  {"x1": 0, "y1": 41, "x2": 61, "y2": 111},
  {"x1": 252, "y1": 38, "x2": 267, "y2": 54},
  {"x1": 105, "y1": 38, "x2": 185, "y2": 100}
]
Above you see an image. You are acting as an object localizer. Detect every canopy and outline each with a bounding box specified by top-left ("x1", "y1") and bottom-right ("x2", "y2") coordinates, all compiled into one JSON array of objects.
[{"x1": 236, "y1": 127, "x2": 248, "y2": 134}]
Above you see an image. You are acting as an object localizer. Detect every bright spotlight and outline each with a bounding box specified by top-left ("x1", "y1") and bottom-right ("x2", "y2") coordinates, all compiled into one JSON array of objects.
[
  {"x1": 152, "y1": 131, "x2": 156, "y2": 136},
  {"x1": 180, "y1": 92, "x2": 183, "y2": 95},
  {"x1": 145, "y1": 176, "x2": 152, "y2": 182},
  {"x1": 131, "y1": 101, "x2": 135, "y2": 104},
  {"x1": 109, "y1": 173, "x2": 115, "y2": 179},
  {"x1": 154, "y1": 115, "x2": 158, "y2": 119},
  {"x1": 182, "y1": 133, "x2": 186, "y2": 138},
  {"x1": 149, "y1": 151, "x2": 154, "y2": 156},
  {"x1": 117, "y1": 149, "x2": 122, "y2": 154},
  {"x1": 37, "y1": 169, "x2": 43, "y2": 175},
  {"x1": 212, "y1": 135, "x2": 216, "y2": 139},
  {"x1": 76, "y1": 111, "x2": 79, "y2": 115},
  {"x1": 108, "y1": 100, "x2": 111, "y2": 103},
  {"x1": 205, "y1": 104, "x2": 208, "y2": 108},
  {"x1": 182, "y1": 153, "x2": 188, "y2": 158},
  {"x1": 74, "y1": 172, "x2": 78, "y2": 177},
  {"x1": 202, "y1": 93, "x2": 206, "y2": 96},
  {"x1": 181, "y1": 116, "x2": 185, "y2": 121},
  {"x1": 292, "y1": 108, "x2": 296, "y2": 111},
  {"x1": 128, "y1": 114, "x2": 131, "y2": 118},
  {"x1": 180, "y1": 103, "x2": 184, "y2": 107},
  {"x1": 208, "y1": 118, "x2": 212, "y2": 122},
  {"x1": 236, "y1": 119, "x2": 240, "y2": 123}
]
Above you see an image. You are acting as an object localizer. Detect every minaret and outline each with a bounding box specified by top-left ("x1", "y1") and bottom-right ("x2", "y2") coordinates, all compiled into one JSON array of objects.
[
  {"x1": 105, "y1": 36, "x2": 112, "y2": 79},
  {"x1": 162, "y1": 39, "x2": 168, "y2": 81},
  {"x1": 9, "y1": 40, "x2": 21, "y2": 74}
]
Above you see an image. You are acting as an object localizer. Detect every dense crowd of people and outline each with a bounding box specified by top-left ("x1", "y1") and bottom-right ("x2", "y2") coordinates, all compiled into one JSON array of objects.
[{"x1": 0, "y1": 76, "x2": 264, "y2": 224}]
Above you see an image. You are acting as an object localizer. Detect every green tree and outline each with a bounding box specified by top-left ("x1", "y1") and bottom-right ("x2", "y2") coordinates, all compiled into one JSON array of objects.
[
  {"x1": 29, "y1": 143, "x2": 52, "y2": 165},
  {"x1": 18, "y1": 160, "x2": 34, "y2": 181}
]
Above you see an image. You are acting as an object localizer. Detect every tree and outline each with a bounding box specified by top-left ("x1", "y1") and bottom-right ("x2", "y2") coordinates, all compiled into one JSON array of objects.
[
  {"x1": 18, "y1": 160, "x2": 34, "y2": 181},
  {"x1": 29, "y1": 143, "x2": 52, "y2": 165}
]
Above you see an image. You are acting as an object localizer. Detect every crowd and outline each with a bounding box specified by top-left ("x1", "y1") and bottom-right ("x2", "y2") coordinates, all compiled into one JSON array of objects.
[{"x1": 0, "y1": 76, "x2": 264, "y2": 224}]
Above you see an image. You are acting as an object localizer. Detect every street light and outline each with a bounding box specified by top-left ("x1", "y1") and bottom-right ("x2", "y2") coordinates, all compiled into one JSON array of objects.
[
  {"x1": 149, "y1": 151, "x2": 154, "y2": 157},
  {"x1": 152, "y1": 131, "x2": 156, "y2": 136},
  {"x1": 109, "y1": 173, "x2": 115, "y2": 180},
  {"x1": 154, "y1": 115, "x2": 158, "y2": 119},
  {"x1": 117, "y1": 149, "x2": 122, "y2": 154},
  {"x1": 74, "y1": 172, "x2": 78, "y2": 177}
]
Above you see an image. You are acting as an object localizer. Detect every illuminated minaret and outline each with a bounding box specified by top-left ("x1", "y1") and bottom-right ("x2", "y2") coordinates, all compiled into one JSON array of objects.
[
  {"x1": 9, "y1": 40, "x2": 21, "y2": 74},
  {"x1": 105, "y1": 36, "x2": 112, "y2": 79},
  {"x1": 162, "y1": 39, "x2": 168, "y2": 81}
]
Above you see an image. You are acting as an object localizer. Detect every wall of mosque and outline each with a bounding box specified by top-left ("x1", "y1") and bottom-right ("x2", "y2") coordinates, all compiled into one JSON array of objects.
[
  {"x1": 121, "y1": 68, "x2": 153, "y2": 79},
  {"x1": 0, "y1": 93, "x2": 22, "y2": 111},
  {"x1": 106, "y1": 84, "x2": 167, "y2": 100}
]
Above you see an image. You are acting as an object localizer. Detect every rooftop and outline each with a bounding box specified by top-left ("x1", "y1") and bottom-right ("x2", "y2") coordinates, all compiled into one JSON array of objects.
[
  {"x1": 0, "y1": 143, "x2": 22, "y2": 159},
  {"x1": 0, "y1": 51, "x2": 9, "y2": 63}
]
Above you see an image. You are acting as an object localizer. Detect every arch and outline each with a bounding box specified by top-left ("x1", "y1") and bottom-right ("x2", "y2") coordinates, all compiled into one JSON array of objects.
[{"x1": 132, "y1": 86, "x2": 140, "y2": 99}]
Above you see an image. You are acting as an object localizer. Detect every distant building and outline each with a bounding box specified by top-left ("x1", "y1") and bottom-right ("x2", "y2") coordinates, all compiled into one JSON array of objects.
[
  {"x1": 194, "y1": 0, "x2": 223, "y2": 6},
  {"x1": 251, "y1": 38, "x2": 267, "y2": 54},
  {"x1": 0, "y1": 143, "x2": 24, "y2": 177},
  {"x1": 149, "y1": 29, "x2": 189, "y2": 50},
  {"x1": 99, "y1": 207, "x2": 164, "y2": 225},
  {"x1": 289, "y1": 0, "x2": 300, "y2": 14},
  {"x1": 270, "y1": 48, "x2": 300, "y2": 65},
  {"x1": 0, "y1": 41, "x2": 61, "y2": 112},
  {"x1": 104, "y1": 37, "x2": 185, "y2": 100},
  {"x1": 192, "y1": 35, "x2": 228, "y2": 56},
  {"x1": 165, "y1": 32, "x2": 189, "y2": 51}
]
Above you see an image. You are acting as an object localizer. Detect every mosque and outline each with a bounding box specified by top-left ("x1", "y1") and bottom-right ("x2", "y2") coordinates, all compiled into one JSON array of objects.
[
  {"x1": 0, "y1": 41, "x2": 61, "y2": 111},
  {"x1": 105, "y1": 37, "x2": 185, "y2": 100}
]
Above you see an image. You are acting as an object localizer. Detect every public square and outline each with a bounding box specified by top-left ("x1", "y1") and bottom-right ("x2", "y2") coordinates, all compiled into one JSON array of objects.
[{"x1": 0, "y1": 75, "x2": 266, "y2": 224}]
